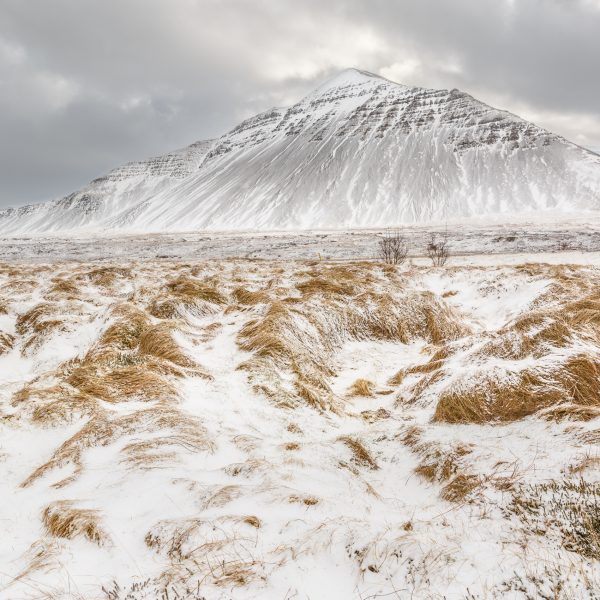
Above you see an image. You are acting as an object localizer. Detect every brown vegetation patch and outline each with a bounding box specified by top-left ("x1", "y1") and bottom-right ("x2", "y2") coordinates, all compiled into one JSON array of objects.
[
  {"x1": 121, "y1": 439, "x2": 179, "y2": 470},
  {"x1": 237, "y1": 286, "x2": 465, "y2": 411},
  {"x1": 145, "y1": 516, "x2": 264, "y2": 589},
  {"x1": 47, "y1": 277, "x2": 80, "y2": 298},
  {"x1": 29, "y1": 388, "x2": 101, "y2": 425},
  {"x1": 509, "y1": 480, "x2": 600, "y2": 561},
  {"x1": 42, "y1": 501, "x2": 108, "y2": 546},
  {"x1": 348, "y1": 378, "x2": 375, "y2": 397},
  {"x1": 339, "y1": 436, "x2": 379, "y2": 470},
  {"x1": 23, "y1": 407, "x2": 212, "y2": 487},
  {"x1": 0, "y1": 332, "x2": 14, "y2": 355},
  {"x1": 289, "y1": 495, "x2": 319, "y2": 506},
  {"x1": 232, "y1": 286, "x2": 271, "y2": 306},
  {"x1": 139, "y1": 323, "x2": 196, "y2": 369},
  {"x1": 16, "y1": 303, "x2": 63, "y2": 337},
  {"x1": 433, "y1": 355, "x2": 600, "y2": 424},
  {"x1": 297, "y1": 277, "x2": 355, "y2": 297},
  {"x1": 441, "y1": 474, "x2": 481, "y2": 502},
  {"x1": 82, "y1": 266, "x2": 131, "y2": 287},
  {"x1": 167, "y1": 276, "x2": 227, "y2": 305}
]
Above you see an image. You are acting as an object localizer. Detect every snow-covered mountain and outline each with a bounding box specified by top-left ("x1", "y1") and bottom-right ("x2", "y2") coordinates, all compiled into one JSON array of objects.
[{"x1": 2, "y1": 68, "x2": 600, "y2": 234}]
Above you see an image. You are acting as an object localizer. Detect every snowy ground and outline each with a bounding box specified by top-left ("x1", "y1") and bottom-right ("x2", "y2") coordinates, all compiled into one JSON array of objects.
[
  {"x1": 1, "y1": 219, "x2": 600, "y2": 263},
  {"x1": 1, "y1": 257, "x2": 600, "y2": 599}
]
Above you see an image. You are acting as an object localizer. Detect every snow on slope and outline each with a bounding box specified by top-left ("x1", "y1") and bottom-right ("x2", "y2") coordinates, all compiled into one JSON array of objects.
[
  {"x1": 0, "y1": 139, "x2": 214, "y2": 234},
  {"x1": 2, "y1": 68, "x2": 600, "y2": 234}
]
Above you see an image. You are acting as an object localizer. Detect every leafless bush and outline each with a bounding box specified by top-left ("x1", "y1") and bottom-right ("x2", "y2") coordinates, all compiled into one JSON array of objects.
[
  {"x1": 378, "y1": 229, "x2": 409, "y2": 265},
  {"x1": 426, "y1": 233, "x2": 450, "y2": 266}
]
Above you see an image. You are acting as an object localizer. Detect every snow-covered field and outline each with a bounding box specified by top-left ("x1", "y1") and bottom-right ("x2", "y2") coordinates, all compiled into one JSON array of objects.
[
  {"x1": 1, "y1": 256, "x2": 600, "y2": 599},
  {"x1": 1, "y1": 219, "x2": 600, "y2": 263}
]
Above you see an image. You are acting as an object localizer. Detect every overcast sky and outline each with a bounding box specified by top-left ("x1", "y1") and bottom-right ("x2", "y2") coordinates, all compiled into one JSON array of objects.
[{"x1": 1, "y1": 0, "x2": 599, "y2": 208}]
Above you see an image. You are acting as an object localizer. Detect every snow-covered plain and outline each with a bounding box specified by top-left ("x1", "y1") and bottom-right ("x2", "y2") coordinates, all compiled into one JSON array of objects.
[
  {"x1": 1, "y1": 218, "x2": 600, "y2": 263},
  {"x1": 1, "y1": 256, "x2": 600, "y2": 599}
]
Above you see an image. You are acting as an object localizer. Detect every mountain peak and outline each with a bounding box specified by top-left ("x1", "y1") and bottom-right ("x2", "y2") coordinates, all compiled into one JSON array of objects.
[
  {"x1": 2, "y1": 70, "x2": 600, "y2": 234},
  {"x1": 310, "y1": 68, "x2": 399, "y2": 95}
]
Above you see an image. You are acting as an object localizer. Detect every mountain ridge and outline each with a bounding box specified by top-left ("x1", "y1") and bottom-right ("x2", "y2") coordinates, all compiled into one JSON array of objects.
[{"x1": 2, "y1": 68, "x2": 600, "y2": 235}]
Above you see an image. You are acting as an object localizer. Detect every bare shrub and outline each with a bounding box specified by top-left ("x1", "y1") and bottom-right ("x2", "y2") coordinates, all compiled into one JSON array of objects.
[
  {"x1": 378, "y1": 229, "x2": 409, "y2": 265},
  {"x1": 426, "y1": 232, "x2": 450, "y2": 266}
]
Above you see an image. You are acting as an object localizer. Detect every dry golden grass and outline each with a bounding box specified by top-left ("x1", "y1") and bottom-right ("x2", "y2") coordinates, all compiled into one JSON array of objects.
[
  {"x1": 167, "y1": 275, "x2": 227, "y2": 305},
  {"x1": 348, "y1": 378, "x2": 375, "y2": 397},
  {"x1": 297, "y1": 277, "x2": 355, "y2": 297},
  {"x1": 23, "y1": 407, "x2": 213, "y2": 487},
  {"x1": 100, "y1": 304, "x2": 149, "y2": 349},
  {"x1": 14, "y1": 302, "x2": 71, "y2": 351},
  {"x1": 145, "y1": 515, "x2": 264, "y2": 589},
  {"x1": 47, "y1": 277, "x2": 80, "y2": 298},
  {"x1": 26, "y1": 386, "x2": 101, "y2": 425},
  {"x1": 138, "y1": 322, "x2": 195, "y2": 368},
  {"x1": 434, "y1": 355, "x2": 600, "y2": 424},
  {"x1": 441, "y1": 473, "x2": 481, "y2": 502},
  {"x1": 82, "y1": 265, "x2": 131, "y2": 287},
  {"x1": 54, "y1": 302, "x2": 210, "y2": 406},
  {"x1": 121, "y1": 439, "x2": 179, "y2": 470},
  {"x1": 287, "y1": 422, "x2": 303, "y2": 434},
  {"x1": 288, "y1": 494, "x2": 319, "y2": 506},
  {"x1": 401, "y1": 425, "x2": 423, "y2": 450},
  {"x1": 16, "y1": 303, "x2": 62, "y2": 336},
  {"x1": 232, "y1": 286, "x2": 271, "y2": 306},
  {"x1": 243, "y1": 515, "x2": 261, "y2": 528},
  {"x1": 284, "y1": 442, "x2": 301, "y2": 451},
  {"x1": 0, "y1": 332, "x2": 14, "y2": 355},
  {"x1": 339, "y1": 436, "x2": 379, "y2": 470},
  {"x1": 237, "y1": 282, "x2": 465, "y2": 411},
  {"x1": 42, "y1": 501, "x2": 108, "y2": 546},
  {"x1": 148, "y1": 275, "x2": 227, "y2": 318},
  {"x1": 569, "y1": 451, "x2": 600, "y2": 475},
  {"x1": 415, "y1": 452, "x2": 459, "y2": 482}
]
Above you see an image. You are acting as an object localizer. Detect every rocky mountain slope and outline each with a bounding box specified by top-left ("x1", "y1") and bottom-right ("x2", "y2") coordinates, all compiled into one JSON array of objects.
[{"x1": 2, "y1": 68, "x2": 600, "y2": 234}]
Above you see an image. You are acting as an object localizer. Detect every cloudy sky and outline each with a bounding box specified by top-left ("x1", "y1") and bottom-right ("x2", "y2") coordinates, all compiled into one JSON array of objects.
[{"x1": 1, "y1": 0, "x2": 599, "y2": 208}]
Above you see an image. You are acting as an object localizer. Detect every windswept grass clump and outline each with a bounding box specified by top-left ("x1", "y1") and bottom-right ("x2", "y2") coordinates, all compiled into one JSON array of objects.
[
  {"x1": 145, "y1": 516, "x2": 265, "y2": 588},
  {"x1": 42, "y1": 501, "x2": 108, "y2": 546},
  {"x1": 232, "y1": 286, "x2": 271, "y2": 306},
  {"x1": 139, "y1": 322, "x2": 198, "y2": 369},
  {"x1": 14, "y1": 302, "x2": 78, "y2": 351},
  {"x1": 0, "y1": 332, "x2": 14, "y2": 355},
  {"x1": 23, "y1": 407, "x2": 213, "y2": 487},
  {"x1": 339, "y1": 436, "x2": 379, "y2": 470},
  {"x1": 237, "y1": 282, "x2": 466, "y2": 411},
  {"x1": 81, "y1": 265, "x2": 131, "y2": 288},
  {"x1": 348, "y1": 378, "x2": 375, "y2": 397},
  {"x1": 149, "y1": 275, "x2": 228, "y2": 318},
  {"x1": 59, "y1": 303, "x2": 208, "y2": 405},
  {"x1": 16, "y1": 303, "x2": 64, "y2": 337},
  {"x1": 433, "y1": 355, "x2": 600, "y2": 424},
  {"x1": 401, "y1": 425, "x2": 478, "y2": 501}
]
